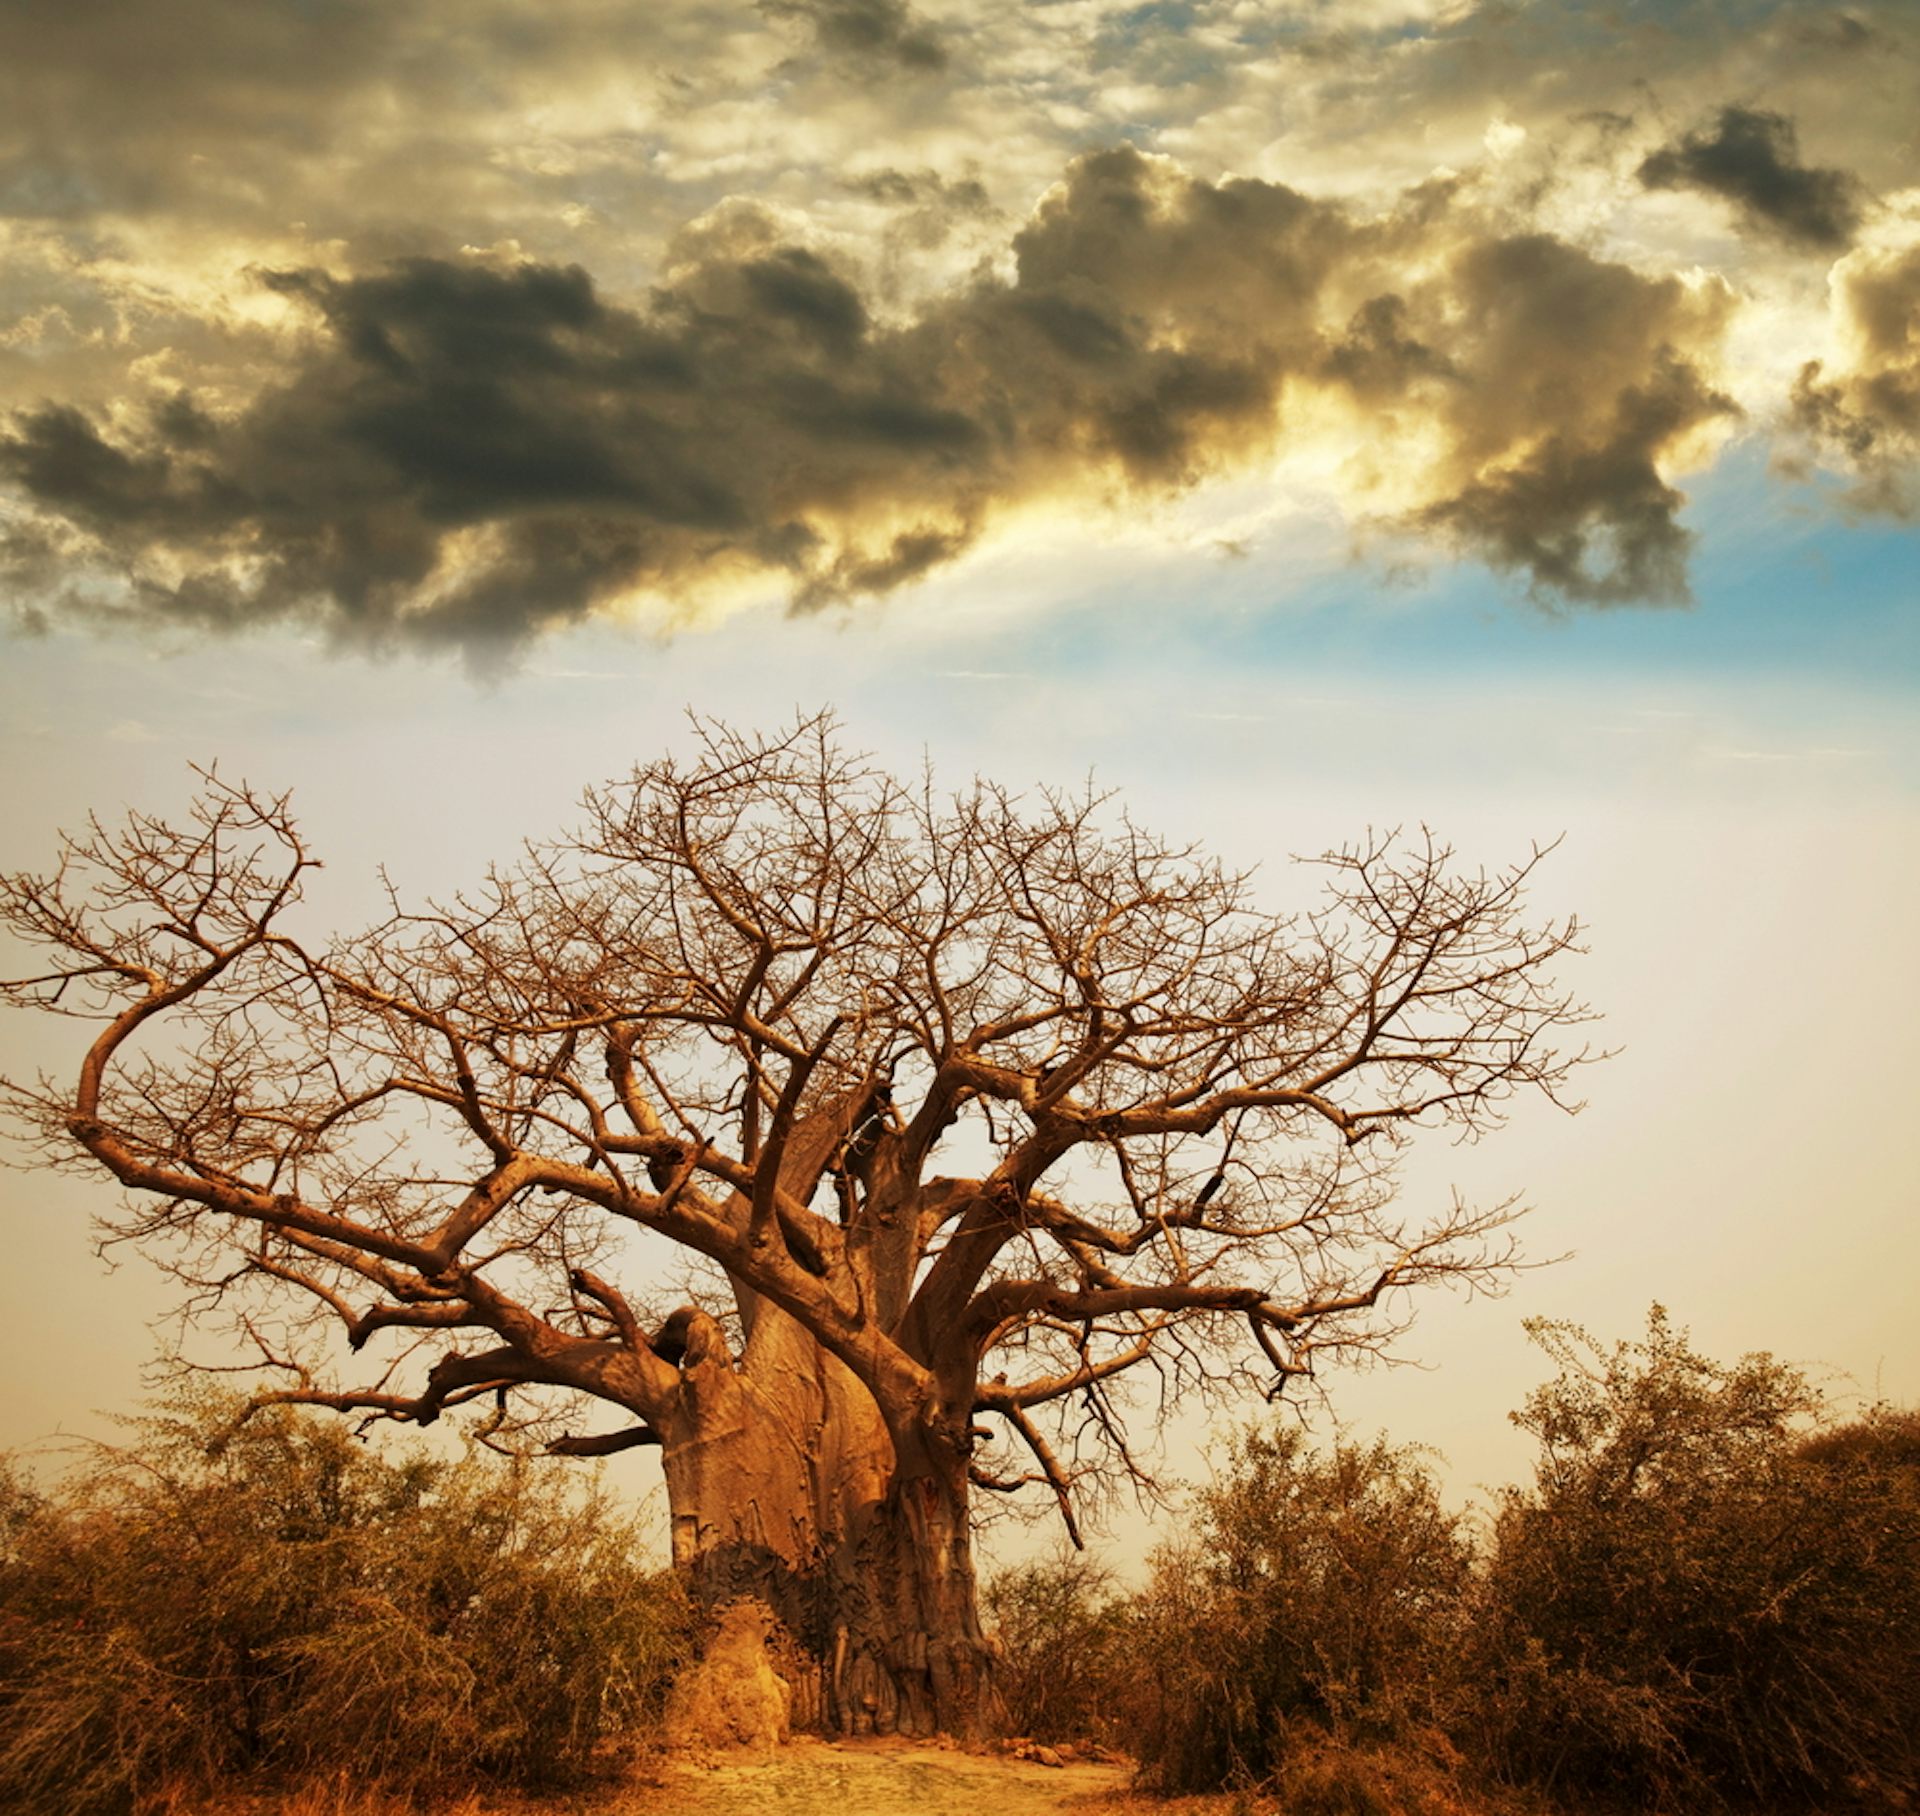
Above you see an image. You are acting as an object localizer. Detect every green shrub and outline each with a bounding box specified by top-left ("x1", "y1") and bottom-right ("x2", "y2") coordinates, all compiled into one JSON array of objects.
[{"x1": 0, "y1": 1391, "x2": 690, "y2": 1813}]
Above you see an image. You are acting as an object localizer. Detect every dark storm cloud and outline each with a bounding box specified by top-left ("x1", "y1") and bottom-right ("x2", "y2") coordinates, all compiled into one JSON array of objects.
[
  {"x1": 738, "y1": 248, "x2": 871, "y2": 354},
  {"x1": 1791, "y1": 244, "x2": 1920, "y2": 518},
  {"x1": 1318, "y1": 294, "x2": 1459, "y2": 396},
  {"x1": 1404, "y1": 235, "x2": 1739, "y2": 605},
  {"x1": 1638, "y1": 107, "x2": 1863, "y2": 251},
  {"x1": 0, "y1": 240, "x2": 995, "y2": 652},
  {"x1": 0, "y1": 147, "x2": 1735, "y2": 655},
  {"x1": 1422, "y1": 349, "x2": 1734, "y2": 606},
  {"x1": 760, "y1": 0, "x2": 948, "y2": 73}
]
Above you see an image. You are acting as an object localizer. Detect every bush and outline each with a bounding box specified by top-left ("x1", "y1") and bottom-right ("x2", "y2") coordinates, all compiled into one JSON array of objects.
[
  {"x1": 0, "y1": 1391, "x2": 690, "y2": 1813},
  {"x1": 1132, "y1": 1428, "x2": 1472, "y2": 1793},
  {"x1": 981, "y1": 1548, "x2": 1133, "y2": 1743},
  {"x1": 1466, "y1": 1309, "x2": 1920, "y2": 1808}
]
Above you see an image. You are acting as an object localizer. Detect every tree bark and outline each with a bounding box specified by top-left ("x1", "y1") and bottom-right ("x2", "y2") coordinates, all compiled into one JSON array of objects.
[{"x1": 653, "y1": 1300, "x2": 996, "y2": 1739}]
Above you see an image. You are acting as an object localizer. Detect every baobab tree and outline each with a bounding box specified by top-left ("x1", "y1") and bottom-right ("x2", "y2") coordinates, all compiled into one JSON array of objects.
[{"x1": 0, "y1": 717, "x2": 1592, "y2": 1737}]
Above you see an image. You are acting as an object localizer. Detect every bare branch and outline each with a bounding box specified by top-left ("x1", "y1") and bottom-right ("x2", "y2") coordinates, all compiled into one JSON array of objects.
[{"x1": 2, "y1": 717, "x2": 1593, "y2": 1557}]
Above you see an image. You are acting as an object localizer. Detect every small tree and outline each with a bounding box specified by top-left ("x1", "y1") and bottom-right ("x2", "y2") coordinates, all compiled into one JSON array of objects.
[
  {"x1": 0, "y1": 715, "x2": 1591, "y2": 1735},
  {"x1": 1135, "y1": 1428, "x2": 1472, "y2": 1790},
  {"x1": 1470, "y1": 1309, "x2": 1920, "y2": 1806}
]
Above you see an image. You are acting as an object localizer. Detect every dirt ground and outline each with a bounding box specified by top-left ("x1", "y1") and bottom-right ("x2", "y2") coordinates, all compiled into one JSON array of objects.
[{"x1": 620, "y1": 1736, "x2": 1156, "y2": 1816}]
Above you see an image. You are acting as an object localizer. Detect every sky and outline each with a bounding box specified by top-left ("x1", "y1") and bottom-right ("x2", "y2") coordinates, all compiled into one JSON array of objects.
[{"x1": 1, "y1": 0, "x2": 1916, "y2": 1548}]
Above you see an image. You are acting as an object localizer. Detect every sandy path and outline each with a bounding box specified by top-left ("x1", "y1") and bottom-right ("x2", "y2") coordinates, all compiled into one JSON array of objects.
[{"x1": 623, "y1": 1736, "x2": 1138, "y2": 1816}]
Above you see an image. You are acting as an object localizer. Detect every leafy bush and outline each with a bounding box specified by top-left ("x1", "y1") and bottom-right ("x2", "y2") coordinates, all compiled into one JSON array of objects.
[
  {"x1": 0, "y1": 1391, "x2": 689, "y2": 1813},
  {"x1": 1466, "y1": 1309, "x2": 1920, "y2": 1808},
  {"x1": 1132, "y1": 1428, "x2": 1473, "y2": 1793}
]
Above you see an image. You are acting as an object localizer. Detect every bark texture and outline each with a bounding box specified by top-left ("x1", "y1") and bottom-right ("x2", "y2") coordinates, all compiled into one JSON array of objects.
[{"x1": 656, "y1": 1300, "x2": 995, "y2": 1737}]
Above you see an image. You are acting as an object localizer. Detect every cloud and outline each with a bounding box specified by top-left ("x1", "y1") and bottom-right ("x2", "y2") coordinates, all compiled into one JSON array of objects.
[
  {"x1": 0, "y1": 145, "x2": 1746, "y2": 656},
  {"x1": 0, "y1": 0, "x2": 403, "y2": 222},
  {"x1": 844, "y1": 165, "x2": 996, "y2": 259},
  {"x1": 1638, "y1": 107, "x2": 1863, "y2": 251},
  {"x1": 1407, "y1": 239, "x2": 1739, "y2": 604},
  {"x1": 846, "y1": 168, "x2": 989, "y2": 211},
  {"x1": 760, "y1": 0, "x2": 948, "y2": 74},
  {"x1": 1791, "y1": 241, "x2": 1920, "y2": 518},
  {"x1": 1788, "y1": 8, "x2": 1880, "y2": 55}
]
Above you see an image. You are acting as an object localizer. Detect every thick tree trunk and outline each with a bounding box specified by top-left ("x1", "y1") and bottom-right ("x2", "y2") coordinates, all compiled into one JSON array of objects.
[{"x1": 652, "y1": 1302, "x2": 997, "y2": 1740}]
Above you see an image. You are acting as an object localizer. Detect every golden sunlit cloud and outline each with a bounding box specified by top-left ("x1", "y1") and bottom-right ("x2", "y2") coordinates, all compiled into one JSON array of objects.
[
  {"x1": 0, "y1": 150, "x2": 1745, "y2": 657},
  {"x1": 0, "y1": 0, "x2": 1915, "y2": 657},
  {"x1": 1790, "y1": 223, "x2": 1920, "y2": 519}
]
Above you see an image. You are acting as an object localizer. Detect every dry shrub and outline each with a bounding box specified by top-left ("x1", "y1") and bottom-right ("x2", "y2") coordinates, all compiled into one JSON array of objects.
[
  {"x1": 1261, "y1": 1730, "x2": 1489, "y2": 1816},
  {"x1": 983, "y1": 1331, "x2": 1920, "y2": 1815},
  {"x1": 1465, "y1": 1311, "x2": 1920, "y2": 1809},
  {"x1": 1130, "y1": 1429, "x2": 1472, "y2": 1795},
  {"x1": 980, "y1": 1548, "x2": 1135, "y2": 1743},
  {"x1": 0, "y1": 1392, "x2": 690, "y2": 1813}
]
